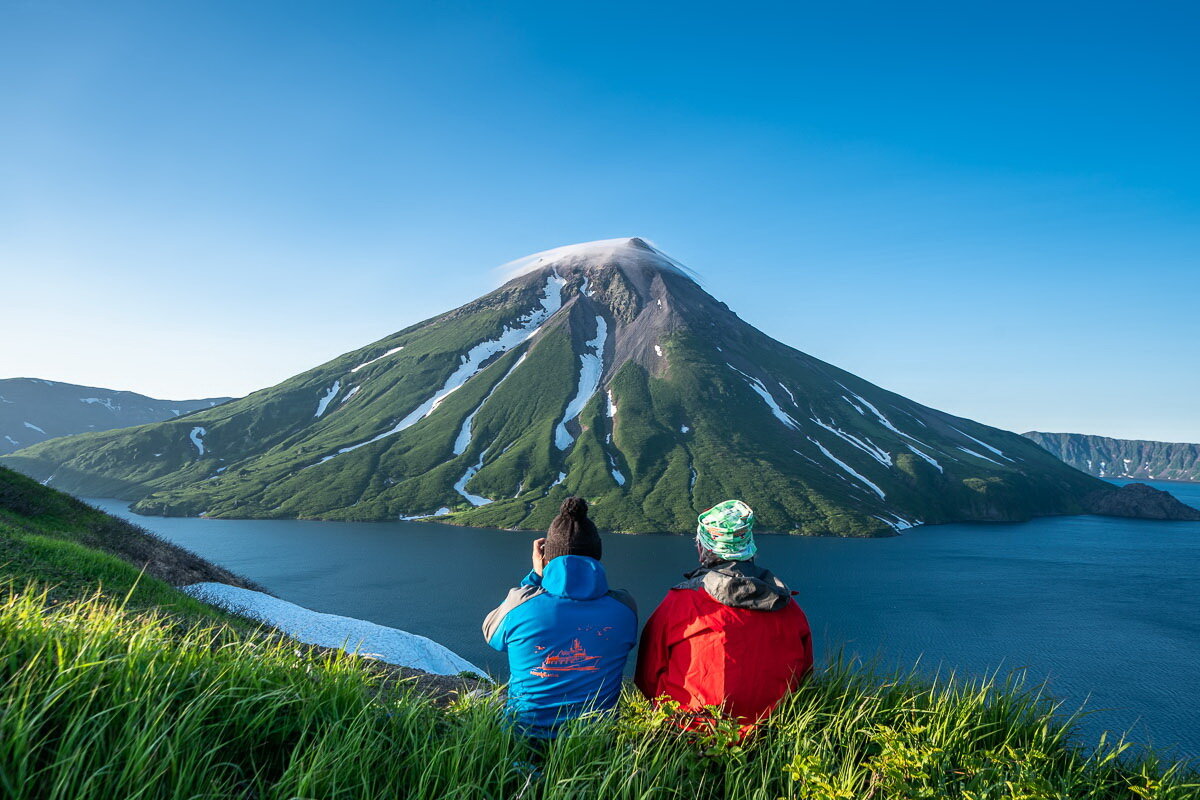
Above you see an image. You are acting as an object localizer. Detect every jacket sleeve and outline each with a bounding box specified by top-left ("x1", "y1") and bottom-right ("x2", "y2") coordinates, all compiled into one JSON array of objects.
[
  {"x1": 634, "y1": 593, "x2": 676, "y2": 700},
  {"x1": 482, "y1": 584, "x2": 543, "y2": 651}
]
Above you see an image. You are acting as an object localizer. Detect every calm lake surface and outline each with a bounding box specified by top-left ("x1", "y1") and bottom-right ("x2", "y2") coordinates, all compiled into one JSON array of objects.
[{"x1": 88, "y1": 479, "x2": 1200, "y2": 759}]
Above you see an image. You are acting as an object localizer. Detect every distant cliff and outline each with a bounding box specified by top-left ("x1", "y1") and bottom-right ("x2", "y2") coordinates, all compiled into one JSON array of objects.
[{"x1": 1023, "y1": 431, "x2": 1200, "y2": 483}]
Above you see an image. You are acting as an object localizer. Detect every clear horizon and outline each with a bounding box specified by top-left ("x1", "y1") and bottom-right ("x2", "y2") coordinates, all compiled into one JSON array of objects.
[{"x1": 3, "y1": 1, "x2": 1197, "y2": 442}]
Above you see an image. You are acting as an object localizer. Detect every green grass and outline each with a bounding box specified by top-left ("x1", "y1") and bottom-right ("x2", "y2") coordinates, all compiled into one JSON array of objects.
[
  {"x1": 1, "y1": 585, "x2": 1195, "y2": 800},
  {"x1": 0, "y1": 465, "x2": 254, "y2": 625}
]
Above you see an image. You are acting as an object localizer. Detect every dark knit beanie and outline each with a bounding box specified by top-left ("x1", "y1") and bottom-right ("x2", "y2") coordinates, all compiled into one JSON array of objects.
[{"x1": 543, "y1": 496, "x2": 602, "y2": 562}]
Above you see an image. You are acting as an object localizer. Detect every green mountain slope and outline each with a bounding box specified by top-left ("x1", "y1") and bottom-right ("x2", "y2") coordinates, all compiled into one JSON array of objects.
[
  {"x1": 1024, "y1": 431, "x2": 1200, "y2": 483},
  {"x1": 0, "y1": 377, "x2": 231, "y2": 455},
  {"x1": 4, "y1": 238, "x2": 1185, "y2": 535}
]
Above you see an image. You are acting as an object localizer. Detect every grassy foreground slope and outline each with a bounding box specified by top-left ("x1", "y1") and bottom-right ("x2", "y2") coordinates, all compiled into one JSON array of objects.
[
  {"x1": 1, "y1": 470, "x2": 1197, "y2": 798},
  {"x1": 0, "y1": 465, "x2": 258, "y2": 619}
]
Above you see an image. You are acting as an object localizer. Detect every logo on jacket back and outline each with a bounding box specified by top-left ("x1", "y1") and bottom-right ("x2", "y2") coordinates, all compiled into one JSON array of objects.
[{"x1": 530, "y1": 638, "x2": 601, "y2": 677}]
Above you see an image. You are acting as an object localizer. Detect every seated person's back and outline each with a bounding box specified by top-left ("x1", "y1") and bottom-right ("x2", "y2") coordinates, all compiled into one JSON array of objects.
[
  {"x1": 483, "y1": 497, "x2": 637, "y2": 738},
  {"x1": 636, "y1": 500, "x2": 812, "y2": 731}
]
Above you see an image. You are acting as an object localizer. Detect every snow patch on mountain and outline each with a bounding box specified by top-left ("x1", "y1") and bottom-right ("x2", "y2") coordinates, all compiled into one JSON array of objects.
[
  {"x1": 554, "y1": 316, "x2": 608, "y2": 450},
  {"x1": 189, "y1": 427, "x2": 207, "y2": 456},
  {"x1": 340, "y1": 385, "x2": 360, "y2": 404},
  {"x1": 182, "y1": 583, "x2": 486, "y2": 677},
  {"x1": 315, "y1": 381, "x2": 341, "y2": 417},
  {"x1": 905, "y1": 443, "x2": 944, "y2": 473},
  {"x1": 23, "y1": 422, "x2": 46, "y2": 434},
  {"x1": 317, "y1": 273, "x2": 566, "y2": 465},
  {"x1": 454, "y1": 453, "x2": 492, "y2": 506},
  {"x1": 454, "y1": 352, "x2": 528, "y2": 455},
  {"x1": 809, "y1": 416, "x2": 892, "y2": 467},
  {"x1": 956, "y1": 446, "x2": 1005, "y2": 466},
  {"x1": 873, "y1": 513, "x2": 921, "y2": 532},
  {"x1": 400, "y1": 507, "x2": 450, "y2": 520},
  {"x1": 807, "y1": 436, "x2": 885, "y2": 499},
  {"x1": 351, "y1": 346, "x2": 405, "y2": 373},
  {"x1": 950, "y1": 426, "x2": 1014, "y2": 461},
  {"x1": 729, "y1": 365, "x2": 802, "y2": 430},
  {"x1": 81, "y1": 397, "x2": 120, "y2": 411}
]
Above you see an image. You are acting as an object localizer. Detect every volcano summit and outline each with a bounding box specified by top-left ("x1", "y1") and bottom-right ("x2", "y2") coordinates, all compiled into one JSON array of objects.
[{"x1": 6, "y1": 238, "x2": 1190, "y2": 535}]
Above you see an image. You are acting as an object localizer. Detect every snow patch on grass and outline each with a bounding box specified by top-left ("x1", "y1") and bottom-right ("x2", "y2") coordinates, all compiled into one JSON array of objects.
[
  {"x1": 905, "y1": 443, "x2": 944, "y2": 473},
  {"x1": 453, "y1": 454, "x2": 492, "y2": 506},
  {"x1": 318, "y1": 273, "x2": 566, "y2": 465},
  {"x1": 182, "y1": 583, "x2": 486, "y2": 677},
  {"x1": 350, "y1": 345, "x2": 405, "y2": 373},
  {"x1": 873, "y1": 513, "x2": 921, "y2": 532},
  {"x1": 81, "y1": 397, "x2": 120, "y2": 411},
  {"x1": 838, "y1": 385, "x2": 924, "y2": 444},
  {"x1": 956, "y1": 446, "x2": 1005, "y2": 467},
  {"x1": 554, "y1": 316, "x2": 607, "y2": 450},
  {"x1": 809, "y1": 416, "x2": 891, "y2": 467},
  {"x1": 340, "y1": 385, "x2": 361, "y2": 404},
  {"x1": 728, "y1": 365, "x2": 802, "y2": 430},
  {"x1": 189, "y1": 427, "x2": 207, "y2": 457},
  {"x1": 807, "y1": 436, "x2": 885, "y2": 499},
  {"x1": 315, "y1": 381, "x2": 341, "y2": 417},
  {"x1": 454, "y1": 352, "x2": 528, "y2": 456},
  {"x1": 950, "y1": 426, "x2": 1014, "y2": 461},
  {"x1": 841, "y1": 395, "x2": 866, "y2": 415},
  {"x1": 400, "y1": 507, "x2": 450, "y2": 520}
]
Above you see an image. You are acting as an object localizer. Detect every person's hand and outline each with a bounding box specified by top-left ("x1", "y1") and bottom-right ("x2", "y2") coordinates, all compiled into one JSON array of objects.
[{"x1": 531, "y1": 537, "x2": 547, "y2": 576}]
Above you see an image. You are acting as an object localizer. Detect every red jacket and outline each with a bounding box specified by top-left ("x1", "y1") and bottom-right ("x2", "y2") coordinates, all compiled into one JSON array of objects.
[{"x1": 635, "y1": 560, "x2": 813, "y2": 732}]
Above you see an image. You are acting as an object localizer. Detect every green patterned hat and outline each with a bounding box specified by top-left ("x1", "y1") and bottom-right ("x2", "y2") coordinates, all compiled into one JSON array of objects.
[{"x1": 696, "y1": 500, "x2": 757, "y2": 561}]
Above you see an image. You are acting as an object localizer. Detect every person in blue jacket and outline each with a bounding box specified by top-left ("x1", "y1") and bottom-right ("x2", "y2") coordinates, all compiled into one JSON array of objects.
[{"x1": 483, "y1": 496, "x2": 637, "y2": 739}]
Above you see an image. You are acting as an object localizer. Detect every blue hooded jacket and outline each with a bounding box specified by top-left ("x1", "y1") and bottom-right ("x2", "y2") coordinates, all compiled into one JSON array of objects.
[{"x1": 482, "y1": 555, "x2": 637, "y2": 738}]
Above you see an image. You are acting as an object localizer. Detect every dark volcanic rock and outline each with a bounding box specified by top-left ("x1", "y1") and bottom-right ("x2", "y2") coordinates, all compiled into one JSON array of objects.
[{"x1": 1083, "y1": 482, "x2": 1200, "y2": 521}]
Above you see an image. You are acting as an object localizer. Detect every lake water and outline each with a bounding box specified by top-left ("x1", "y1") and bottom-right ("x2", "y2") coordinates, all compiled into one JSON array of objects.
[{"x1": 87, "y1": 479, "x2": 1200, "y2": 759}]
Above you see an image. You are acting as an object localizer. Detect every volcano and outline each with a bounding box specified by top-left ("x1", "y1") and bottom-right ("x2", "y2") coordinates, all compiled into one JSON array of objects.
[{"x1": 4, "y1": 237, "x2": 1176, "y2": 535}]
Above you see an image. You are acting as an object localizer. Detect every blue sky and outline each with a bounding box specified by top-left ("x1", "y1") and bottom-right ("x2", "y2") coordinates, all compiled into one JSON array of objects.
[{"x1": 3, "y1": 1, "x2": 1198, "y2": 441}]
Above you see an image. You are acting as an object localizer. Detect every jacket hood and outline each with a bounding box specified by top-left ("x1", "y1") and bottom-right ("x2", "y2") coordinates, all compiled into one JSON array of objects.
[
  {"x1": 677, "y1": 560, "x2": 792, "y2": 611},
  {"x1": 541, "y1": 555, "x2": 610, "y2": 600}
]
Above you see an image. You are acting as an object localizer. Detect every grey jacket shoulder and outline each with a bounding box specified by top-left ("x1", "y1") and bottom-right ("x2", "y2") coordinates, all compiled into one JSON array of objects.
[
  {"x1": 482, "y1": 584, "x2": 544, "y2": 643},
  {"x1": 606, "y1": 588, "x2": 638, "y2": 619}
]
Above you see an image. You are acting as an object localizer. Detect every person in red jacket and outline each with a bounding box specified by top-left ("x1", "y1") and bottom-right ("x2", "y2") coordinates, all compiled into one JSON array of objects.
[{"x1": 635, "y1": 499, "x2": 813, "y2": 735}]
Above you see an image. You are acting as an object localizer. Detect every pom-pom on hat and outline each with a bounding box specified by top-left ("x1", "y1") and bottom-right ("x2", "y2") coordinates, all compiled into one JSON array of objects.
[
  {"x1": 544, "y1": 496, "x2": 602, "y2": 561},
  {"x1": 696, "y1": 499, "x2": 757, "y2": 561}
]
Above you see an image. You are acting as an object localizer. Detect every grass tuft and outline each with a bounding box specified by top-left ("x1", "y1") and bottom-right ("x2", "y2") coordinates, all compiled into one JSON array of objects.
[{"x1": 1, "y1": 584, "x2": 1195, "y2": 800}]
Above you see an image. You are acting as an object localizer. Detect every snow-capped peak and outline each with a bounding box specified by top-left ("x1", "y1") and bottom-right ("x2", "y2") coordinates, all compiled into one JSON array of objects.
[{"x1": 497, "y1": 237, "x2": 699, "y2": 282}]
